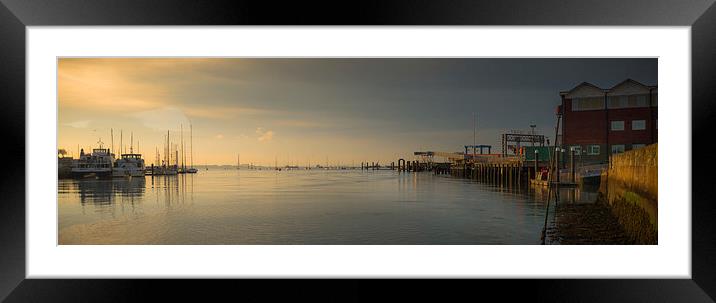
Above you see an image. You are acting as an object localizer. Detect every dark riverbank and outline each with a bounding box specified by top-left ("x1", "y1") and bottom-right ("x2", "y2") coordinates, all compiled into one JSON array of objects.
[{"x1": 547, "y1": 198, "x2": 633, "y2": 245}]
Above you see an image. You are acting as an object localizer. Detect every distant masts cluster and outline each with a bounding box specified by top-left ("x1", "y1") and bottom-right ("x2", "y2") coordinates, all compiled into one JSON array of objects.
[{"x1": 107, "y1": 128, "x2": 140, "y2": 159}]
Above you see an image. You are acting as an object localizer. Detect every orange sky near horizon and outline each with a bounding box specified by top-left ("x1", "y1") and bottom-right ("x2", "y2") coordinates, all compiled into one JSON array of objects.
[
  {"x1": 57, "y1": 58, "x2": 657, "y2": 166},
  {"x1": 57, "y1": 58, "x2": 459, "y2": 166}
]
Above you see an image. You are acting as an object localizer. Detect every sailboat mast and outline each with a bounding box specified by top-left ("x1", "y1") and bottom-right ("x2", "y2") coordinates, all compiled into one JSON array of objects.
[
  {"x1": 110, "y1": 128, "x2": 114, "y2": 158},
  {"x1": 181, "y1": 124, "x2": 184, "y2": 170},
  {"x1": 120, "y1": 130, "x2": 123, "y2": 155},
  {"x1": 190, "y1": 123, "x2": 194, "y2": 169},
  {"x1": 130, "y1": 132, "x2": 133, "y2": 153},
  {"x1": 166, "y1": 130, "x2": 169, "y2": 167}
]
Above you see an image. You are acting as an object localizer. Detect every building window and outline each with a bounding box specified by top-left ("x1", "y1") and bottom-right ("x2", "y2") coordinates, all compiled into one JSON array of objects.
[
  {"x1": 630, "y1": 95, "x2": 648, "y2": 107},
  {"x1": 611, "y1": 120, "x2": 624, "y2": 131},
  {"x1": 632, "y1": 120, "x2": 646, "y2": 130},
  {"x1": 572, "y1": 97, "x2": 604, "y2": 111},
  {"x1": 587, "y1": 145, "x2": 600, "y2": 155},
  {"x1": 608, "y1": 94, "x2": 649, "y2": 109},
  {"x1": 571, "y1": 146, "x2": 582, "y2": 155},
  {"x1": 608, "y1": 96, "x2": 627, "y2": 108},
  {"x1": 632, "y1": 144, "x2": 646, "y2": 150},
  {"x1": 611, "y1": 144, "x2": 625, "y2": 154}
]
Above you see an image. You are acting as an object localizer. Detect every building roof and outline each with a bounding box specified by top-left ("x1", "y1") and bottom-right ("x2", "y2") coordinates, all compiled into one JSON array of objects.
[
  {"x1": 609, "y1": 78, "x2": 650, "y2": 90},
  {"x1": 559, "y1": 82, "x2": 603, "y2": 96},
  {"x1": 560, "y1": 79, "x2": 657, "y2": 96}
]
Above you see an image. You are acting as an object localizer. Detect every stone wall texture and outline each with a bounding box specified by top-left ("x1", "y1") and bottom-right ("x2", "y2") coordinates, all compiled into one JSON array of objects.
[{"x1": 599, "y1": 143, "x2": 658, "y2": 244}]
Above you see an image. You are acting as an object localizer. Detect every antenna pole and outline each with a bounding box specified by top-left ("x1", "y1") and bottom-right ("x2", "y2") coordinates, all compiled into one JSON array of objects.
[{"x1": 473, "y1": 112, "x2": 476, "y2": 156}]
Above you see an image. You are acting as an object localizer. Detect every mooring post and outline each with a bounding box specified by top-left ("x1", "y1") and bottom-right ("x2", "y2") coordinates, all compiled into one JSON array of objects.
[
  {"x1": 517, "y1": 165, "x2": 521, "y2": 186},
  {"x1": 490, "y1": 164, "x2": 494, "y2": 183},
  {"x1": 509, "y1": 165, "x2": 512, "y2": 186},
  {"x1": 555, "y1": 148, "x2": 561, "y2": 184},
  {"x1": 520, "y1": 164, "x2": 523, "y2": 186},
  {"x1": 505, "y1": 165, "x2": 508, "y2": 185},
  {"x1": 495, "y1": 165, "x2": 498, "y2": 184},
  {"x1": 502, "y1": 165, "x2": 506, "y2": 185},
  {"x1": 493, "y1": 165, "x2": 497, "y2": 184},
  {"x1": 570, "y1": 147, "x2": 576, "y2": 183},
  {"x1": 534, "y1": 150, "x2": 539, "y2": 181}
]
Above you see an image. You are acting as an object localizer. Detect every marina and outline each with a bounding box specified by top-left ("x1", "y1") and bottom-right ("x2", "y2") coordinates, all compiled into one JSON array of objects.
[{"x1": 57, "y1": 58, "x2": 657, "y2": 245}]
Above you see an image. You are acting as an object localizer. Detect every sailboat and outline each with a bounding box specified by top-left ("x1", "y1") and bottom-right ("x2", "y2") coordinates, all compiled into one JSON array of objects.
[{"x1": 186, "y1": 122, "x2": 198, "y2": 173}]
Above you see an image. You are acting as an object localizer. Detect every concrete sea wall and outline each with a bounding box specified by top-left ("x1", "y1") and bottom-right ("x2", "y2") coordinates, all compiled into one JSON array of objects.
[{"x1": 599, "y1": 143, "x2": 658, "y2": 244}]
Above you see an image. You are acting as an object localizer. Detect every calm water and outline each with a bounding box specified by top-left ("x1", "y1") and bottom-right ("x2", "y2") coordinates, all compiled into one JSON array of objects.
[{"x1": 58, "y1": 169, "x2": 597, "y2": 244}]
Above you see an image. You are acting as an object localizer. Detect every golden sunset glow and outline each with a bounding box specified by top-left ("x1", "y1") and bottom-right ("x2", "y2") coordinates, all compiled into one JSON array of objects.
[{"x1": 58, "y1": 58, "x2": 658, "y2": 166}]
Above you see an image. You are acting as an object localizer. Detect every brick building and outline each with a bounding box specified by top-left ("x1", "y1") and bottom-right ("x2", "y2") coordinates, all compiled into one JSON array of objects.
[{"x1": 560, "y1": 79, "x2": 657, "y2": 164}]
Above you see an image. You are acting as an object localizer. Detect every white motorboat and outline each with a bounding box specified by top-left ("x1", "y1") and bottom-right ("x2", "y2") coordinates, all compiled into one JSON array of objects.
[
  {"x1": 71, "y1": 147, "x2": 114, "y2": 178},
  {"x1": 112, "y1": 153, "x2": 146, "y2": 177}
]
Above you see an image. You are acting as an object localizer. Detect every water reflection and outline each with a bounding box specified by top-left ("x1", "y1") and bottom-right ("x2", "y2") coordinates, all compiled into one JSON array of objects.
[
  {"x1": 60, "y1": 177, "x2": 147, "y2": 206},
  {"x1": 58, "y1": 170, "x2": 599, "y2": 244},
  {"x1": 148, "y1": 174, "x2": 194, "y2": 208},
  {"x1": 530, "y1": 183, "x2": 600, "y2": 204},
  {"x1": 58, "y1": 174, "x2": 196, "y2": 212}
]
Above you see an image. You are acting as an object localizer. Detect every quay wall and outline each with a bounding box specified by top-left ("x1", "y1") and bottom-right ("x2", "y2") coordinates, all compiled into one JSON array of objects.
[{"x1": 599, "y1": 143, "x2": 657, "y2": 244}]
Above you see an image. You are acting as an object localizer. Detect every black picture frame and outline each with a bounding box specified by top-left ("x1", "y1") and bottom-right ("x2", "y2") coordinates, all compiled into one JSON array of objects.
[{"x1": 1, "y1": 0, "x2": 714, "y2": 301}]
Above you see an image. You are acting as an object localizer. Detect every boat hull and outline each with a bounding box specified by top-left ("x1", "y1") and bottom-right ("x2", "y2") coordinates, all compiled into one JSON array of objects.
[
  {"x1": 71, "y1": 170, "x2": 112, "y2": 179},
  {"x1": 112, "y1": 170, "x2": 145, "y2": 178}
]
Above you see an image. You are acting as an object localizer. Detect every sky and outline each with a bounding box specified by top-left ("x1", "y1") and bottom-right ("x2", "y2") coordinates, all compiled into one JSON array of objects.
[{"x1": 58, "y1": 58, "x2": 657, "y2": 166}]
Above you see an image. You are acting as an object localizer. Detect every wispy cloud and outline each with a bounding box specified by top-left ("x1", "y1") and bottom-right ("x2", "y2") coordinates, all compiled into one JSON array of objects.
[
  {"x1": 256, "y1": 127, "x2": 275, "y2": 142},
  {"x1": 58, "y1": 60, "x2": 167, "y2": 111},
  {"x1": 130, "y1": 106, "x2": 190, "y2": 131},
  {"x1": 64, "y1": 120, "x2": 91, "y2": 128},
  {"x1": 215, "y1": 134, "x2": 224, "y2": 139},
  {"x1": 183, "y1": 105, "x2": 269, "y2": 119},
  {"x1": 274, "y1": 119, "x2": 331, "y2": 129}
]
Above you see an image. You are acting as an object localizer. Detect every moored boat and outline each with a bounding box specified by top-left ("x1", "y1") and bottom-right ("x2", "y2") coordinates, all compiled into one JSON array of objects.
[
  {"x1": 71, "y1": 147, "x2": 114, "y2": 178},
  {"x1": 112, "y1": 153, "x2": 146, "y2": 177}
]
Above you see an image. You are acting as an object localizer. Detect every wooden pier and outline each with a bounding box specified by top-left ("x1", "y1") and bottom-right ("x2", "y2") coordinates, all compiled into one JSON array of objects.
[{"x1": 449, "y1": 161, "x2": 527, "y2": 187}]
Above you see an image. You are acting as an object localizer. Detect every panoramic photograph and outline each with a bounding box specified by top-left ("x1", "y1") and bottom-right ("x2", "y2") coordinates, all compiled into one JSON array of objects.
[{"x1": 57, "y1": 58, "x2": 657, "y2": 245}]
